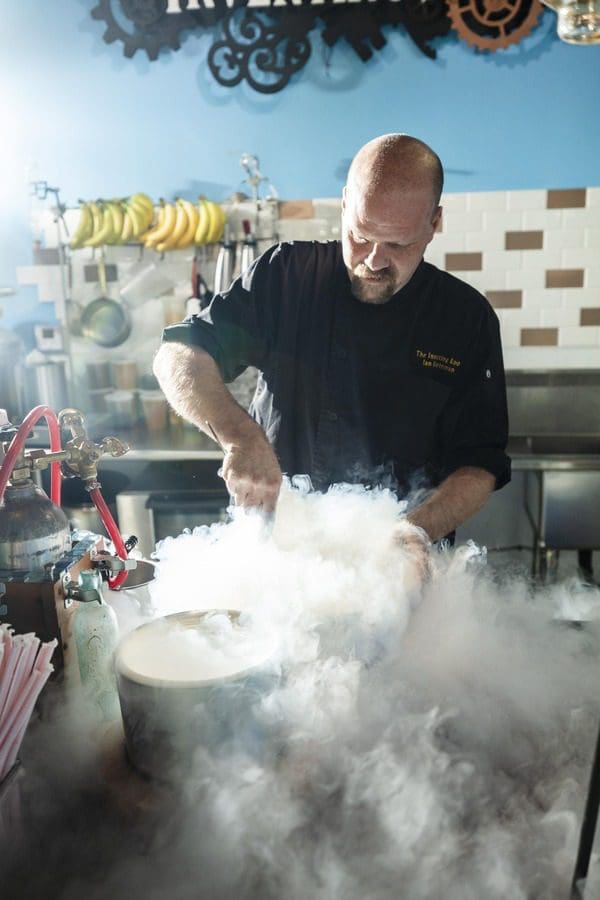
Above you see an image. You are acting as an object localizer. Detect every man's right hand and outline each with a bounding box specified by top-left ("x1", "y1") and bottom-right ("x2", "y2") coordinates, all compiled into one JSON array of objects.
[{"x1": 221, "y1": 435, "x2": 283, "y2": 513}]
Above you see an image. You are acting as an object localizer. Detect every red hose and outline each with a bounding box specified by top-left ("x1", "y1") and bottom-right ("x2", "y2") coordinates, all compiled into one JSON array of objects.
[
  {"x1": 0, "y1": 405, "x2": 62, "y2": 506},
  {"x1": 88, "y1": 487, "x2": 129, "y2": 590}
]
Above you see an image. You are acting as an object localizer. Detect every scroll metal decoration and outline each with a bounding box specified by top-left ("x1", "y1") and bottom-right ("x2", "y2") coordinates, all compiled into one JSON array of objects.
[
  {"x1": 207, "y1": 8, "x2": 315, "y2": 94},
  {"x1": 90, "y1": 0, "x2": 547, "y2": 93}
]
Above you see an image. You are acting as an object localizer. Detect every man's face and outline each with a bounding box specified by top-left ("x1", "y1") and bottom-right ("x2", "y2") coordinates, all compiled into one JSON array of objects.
[{"x1": 341, "y1": 184, "x2": 441, "y2": 305}]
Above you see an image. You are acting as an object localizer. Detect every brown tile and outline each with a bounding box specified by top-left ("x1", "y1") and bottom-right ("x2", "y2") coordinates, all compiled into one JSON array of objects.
[
  {"x1": 545, "y1": 269, "x2": 585, "y2": 288},
  {"x1": 486, "y1": 290, "x2": 523, "y2": 309},
  {"x1": 84, "y1": 263, "x2": 118, "y2": 283},
  {"x1": 580, "y1": 308, "x2": 600, "y2": 326},
  {"x1": 445, "y1": 252, "x2": 482, "y2": 271},
  {"x1": 278, "y1": 200, "x2": 314, "y2": 220},
  {"x1": 520, "y1": 328, "x2": 558, "y2": 346},
  {"x1": 505, "y1": 231, "x2": 544, "y2": 250},
  {"x1": 547, "y1": 189, "x2": 587, "y2": 209}
]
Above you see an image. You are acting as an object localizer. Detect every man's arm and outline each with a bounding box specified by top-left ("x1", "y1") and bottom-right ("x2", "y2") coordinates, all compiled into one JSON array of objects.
[
  {"x1": 153, "y1": 342, "x2": 282, "y2": 511},
  {"x1": 406, "y1": 466, "x2": 495, "y2": 542}
]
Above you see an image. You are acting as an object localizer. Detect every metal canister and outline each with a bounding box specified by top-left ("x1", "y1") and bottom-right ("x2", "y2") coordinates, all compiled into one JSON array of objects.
[
  {"x1": 213, "y1": 228, "x2": 236, "y2": 295},
  {"x1": 24, "y1": 351, "x2": 69, "y2": 412},
  {"x1": 0, "y1": 479, "x2": 71, "y2": 572}
]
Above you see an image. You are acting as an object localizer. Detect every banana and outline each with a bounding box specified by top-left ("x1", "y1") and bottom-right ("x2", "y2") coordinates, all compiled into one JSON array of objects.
[
  {"x1": 128, "y1": 194, "x2": 154, "y2": 232},
  {"x1": 120, "y1": 207, "x2": 134, "y2": 242},
  {"x1": 205, "y1": 201, "x2": 225, "y2": 244},
  {"x1": 69, "y1": 201, "x2": 94, "y2": 249},
  {"x1": 194, "y1": 197, "x2": 211, "y2": 245},
  {"x1": 173, "y1": 199, "x2": 199, "y2": 249},
  {"x1": 143, "y1": 200, "x2": 177, "y2": 249},
  {"x1": 126, "y1": 201, "x2": 147, "y2": 240},
  {"x1": 84, "y1": 201, "x2": 115, "y2": 247},
  {"x1": 106, "y1": 200, "x2": 124, "y2": 244},
  {"x1": 130, "y1": 192, "x2": 154, "y2": 220},
  {"x1": 155, "y1": 198, "x2": 190, "y2": 253},
  {"x1": 140, "y1": 200, "x2": 166, "y2": 244}
]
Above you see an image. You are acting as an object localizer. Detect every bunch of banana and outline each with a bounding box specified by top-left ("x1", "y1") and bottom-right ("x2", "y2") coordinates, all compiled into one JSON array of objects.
[
  {"x1": 69, "y1": 193, "x2": 155, "y2": 249},
  {"x1": 141, "y1": 196, "x2": 226, "y2": 252},
  {"x1": 195, "y1": 197, "x2": 226, "y2": 246}
]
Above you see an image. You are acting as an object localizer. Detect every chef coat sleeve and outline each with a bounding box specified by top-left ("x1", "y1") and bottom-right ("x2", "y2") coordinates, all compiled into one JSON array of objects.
[
  {"x1": 160, "y1": 249, "x2": 280, "y2": 384},
  {"x1": 437, "y1": 308, "x2": 511, "y2": 490}
]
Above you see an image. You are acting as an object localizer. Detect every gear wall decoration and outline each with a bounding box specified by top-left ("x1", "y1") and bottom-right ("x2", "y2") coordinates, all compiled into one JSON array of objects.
[
  {"x1": 89, "y1": 0, "x2": 547, "y2": 91},
  {"x1": 447, "y1": 0, "x2": 544, "y2": 51}
]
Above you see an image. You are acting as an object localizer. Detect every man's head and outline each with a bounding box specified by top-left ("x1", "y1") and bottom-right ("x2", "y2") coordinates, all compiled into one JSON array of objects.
[{"x1": 341, "y1": 134, "x2": 443, "y2": 305}]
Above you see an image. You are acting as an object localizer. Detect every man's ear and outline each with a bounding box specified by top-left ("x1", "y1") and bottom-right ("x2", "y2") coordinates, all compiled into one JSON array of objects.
[
  {"x1": 431, "y1": 205, "x2": 442, "y2": 232},
  {"x1": 342, "y1": 185, "x2": 347, "y2": 213}
]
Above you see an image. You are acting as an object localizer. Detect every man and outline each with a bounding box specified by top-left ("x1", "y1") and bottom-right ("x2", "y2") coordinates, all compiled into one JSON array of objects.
[{"x1": 153, "y1": 134, "x2": 510, "y2": 551}]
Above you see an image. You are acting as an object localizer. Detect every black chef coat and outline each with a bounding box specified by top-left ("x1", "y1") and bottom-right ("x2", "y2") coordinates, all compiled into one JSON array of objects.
[{"x1": 162, "y1": 241, "x2": 511, "y2": 497}]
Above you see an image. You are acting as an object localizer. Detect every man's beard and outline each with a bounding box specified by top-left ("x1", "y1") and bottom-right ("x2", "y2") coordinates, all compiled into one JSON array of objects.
[{"x1": 348, "y1": 268, "x2": 397, "y2": 305}]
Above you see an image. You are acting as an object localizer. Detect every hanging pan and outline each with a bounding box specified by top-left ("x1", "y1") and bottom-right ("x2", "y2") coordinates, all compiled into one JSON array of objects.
[{"x1": 81, "y1": 255, "x2": 131, "y2": 348}]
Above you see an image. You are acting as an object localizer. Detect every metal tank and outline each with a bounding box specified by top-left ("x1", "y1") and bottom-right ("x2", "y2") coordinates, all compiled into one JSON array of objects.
[{"x1": 0, "y1": 478, "x2": 71, "y2": 572}]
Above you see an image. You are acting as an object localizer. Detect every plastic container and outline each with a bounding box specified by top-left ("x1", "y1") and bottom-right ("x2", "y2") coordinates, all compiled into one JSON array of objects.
[
  {"x1": 111, "y1": 360, "x2": 138, "y2": 390},
  {"x1": 86, "y1": 361, "x2": 111, "y2": 390},
  {"x1": 105, "y1": 390, "x2": 137, "y2": 428},
  {"x1": 139, "y1": 390, "x2": 168, "y2": 432},
  {"x1": 119, "y1": 260, "x2": 174, "y2": 306}
]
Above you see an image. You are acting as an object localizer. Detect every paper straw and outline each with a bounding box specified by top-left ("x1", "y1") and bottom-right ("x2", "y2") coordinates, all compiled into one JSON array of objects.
[{"x1": 0, "y1": 633, "x2": 56, "y2": 782}]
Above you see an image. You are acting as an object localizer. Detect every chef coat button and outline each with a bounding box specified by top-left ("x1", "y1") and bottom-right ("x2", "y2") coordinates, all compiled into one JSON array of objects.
[
  {"x1": 485, "y1": 368, "x2": 492, "y2": 379},
  {"x1": 327, "y1": 410, "x2": 338, "y2": 422}
]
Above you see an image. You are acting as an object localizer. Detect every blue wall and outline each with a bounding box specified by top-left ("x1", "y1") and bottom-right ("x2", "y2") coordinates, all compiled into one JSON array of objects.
[{"x1": 1, "y1": 0, "x2": 599, "y2": 330}]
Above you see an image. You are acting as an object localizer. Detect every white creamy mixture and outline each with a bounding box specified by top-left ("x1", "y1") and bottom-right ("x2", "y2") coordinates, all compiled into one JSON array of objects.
[{"x1": 117, "y1": 613, "x2": 274, "y2": 683}]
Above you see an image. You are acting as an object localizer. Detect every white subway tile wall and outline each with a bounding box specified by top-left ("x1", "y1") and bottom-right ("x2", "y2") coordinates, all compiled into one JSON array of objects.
[{"x1": 288, "y1": 187, "x2": 600, "y2": 369}]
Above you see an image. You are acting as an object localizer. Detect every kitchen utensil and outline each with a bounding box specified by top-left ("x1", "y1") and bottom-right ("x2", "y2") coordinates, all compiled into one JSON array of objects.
[
  {"x1": 139, "y1": 390, "x2": 168, "y2": 432},
  {"x1": 213, "y1": 228, "x2": 236, "y2": 295},
  {"x1": 105, "y1": 390, "x2": 137, "y2": 428},
  {"x1": 111, "y1": 360, "x2": 138, "y2": 390},
  {"x1": 24, "y1": 350, "x2": 69, "y2": 412},
  {"x1": 115, "y1": 609, "x2": 280, "y2": 780},
  {"x1": 190, "y1": 255, "x2": 213, "y2": 312},
  {"x1": 86, "y1": 361, "x2": 111, "y2": 390},
  {"x1": 80, "y1": 256, "x2": 131, "y2": 348},
  {"x1": 240, "y1": 219, "x2": 257, "y2": 274}
]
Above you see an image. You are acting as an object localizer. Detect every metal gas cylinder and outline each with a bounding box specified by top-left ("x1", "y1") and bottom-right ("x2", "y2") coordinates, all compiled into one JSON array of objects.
[{"x1": 0, "y1": 479, "x2": 71, "y2": 572}]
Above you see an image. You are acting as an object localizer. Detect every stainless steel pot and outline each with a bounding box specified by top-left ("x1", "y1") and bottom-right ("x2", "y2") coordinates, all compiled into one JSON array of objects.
[{"x1": 115, "y1": 609, "x2": 280, "y2": 780}]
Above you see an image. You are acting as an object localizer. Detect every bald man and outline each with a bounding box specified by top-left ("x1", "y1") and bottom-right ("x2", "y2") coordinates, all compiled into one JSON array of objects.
[{"x1": 153, "y1": 134, "x2": 510, "y2": 547}]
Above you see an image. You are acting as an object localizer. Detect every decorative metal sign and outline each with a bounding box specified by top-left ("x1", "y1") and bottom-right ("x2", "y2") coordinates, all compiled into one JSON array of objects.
[{"x1": 90, "y1": 0, "x2": 544, "y2": 93}]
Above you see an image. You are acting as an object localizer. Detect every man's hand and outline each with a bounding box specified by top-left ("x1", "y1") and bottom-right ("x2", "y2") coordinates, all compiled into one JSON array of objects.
[
  {"x1": 153, "y1": 343, "x2": 283, "y2": 512},
  {"x1": 221, "y1": 435, "x2": 283, "y2": 513},
  {"x1": 391, "y1": 519, "x2": 432, "y2": 586}
]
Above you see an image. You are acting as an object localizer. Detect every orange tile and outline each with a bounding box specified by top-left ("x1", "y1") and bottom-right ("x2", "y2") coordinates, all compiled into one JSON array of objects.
[
  {"x1": 278, "y1": 200, "x2": 315, "y2": 220},
  {"x1": 520, "y1": 328, "x2": 558, "y2": 346},
  {"x1": 580, "y1": 308, "x2": 600, "y2": 326},
  {"x1": 546, "y1": 189, "x2": 587, "y2": 209},
  {"x1": 486, "y1": 290, "x2": 523, "y2": 309},
  {"x1": 545, "y1": 269, "x2": 585, "y2": 288},
  {"x1": 445, "y1": 252, "x2": 482, "y2": 271},
  {"x1": 505, "y1": 231, "x2": 543, "y2": 250}
]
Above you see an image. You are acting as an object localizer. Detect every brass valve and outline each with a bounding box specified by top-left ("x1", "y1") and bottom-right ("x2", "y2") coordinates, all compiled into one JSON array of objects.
[
  {"x1": 59, "y1": 408, "x2": 129, "y2": 489},
  {"x1": 1, "y1": 408, "x2": 129, "y2": 489}
]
